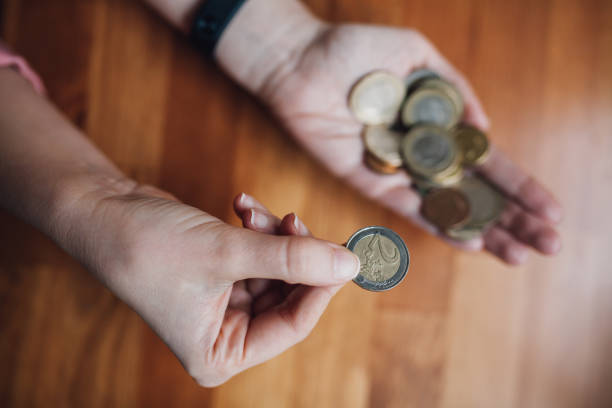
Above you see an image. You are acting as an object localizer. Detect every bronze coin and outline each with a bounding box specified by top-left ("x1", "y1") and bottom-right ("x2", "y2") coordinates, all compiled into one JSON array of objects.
[
  {"x1": 364, "y1": 151, "x2": 400, "y2": 174},
  {"x1": 453, "y1": 124, "x2": 490, "y2": 166},
  {"x1": 421, "y1": 188, "x2": 470, "y2": 230}
]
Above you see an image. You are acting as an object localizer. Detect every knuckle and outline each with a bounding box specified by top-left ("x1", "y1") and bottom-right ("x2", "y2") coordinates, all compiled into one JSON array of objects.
[
  {"x1": 191, "y1": 371, "x2": 232, "y2": 388},
  {"x1": 284, "y1": 237, "x2": 323, "y2": 284},
  {"x1": 185, "y1": 356, "x2": 236, "y2": 388},
  {"x1": 284, "y1": 237, "x2": 307, "y2": 283}
]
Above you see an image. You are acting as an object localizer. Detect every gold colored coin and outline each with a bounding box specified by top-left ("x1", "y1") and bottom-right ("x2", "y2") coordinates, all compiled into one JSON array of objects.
[
  {"x1": 453, "y1": 124, "x2": 490, "y2": 166},
  {"x1": 364, "y1": 151, "x2": 400, "y2": 174},
  {"x1": 401, "y1": 78, "x2": 464, "y2": 129},
  {"x1": 446, "y1": 226, "x2": 483, "y2": 241},
  {"x1": 410, "y1": 162, "x2": 463, "y2": 193},
  {"x1": 401, "y1": 125, "x2": 459, "y2": 179},
  {"x1": 433, "y1": 161, "x2": 464, "y2": 186},
  {"x1": 349, "y1": 71, "x2": 406, "y2": 125},
  {"x1": 456, "y1": 176, "x2": 506, "y2": 230},
  {"x1": 362, "y1": 125, "x2": 403, "y2": 171},
  {"x1": 421, "y1": 188, "x2": 471, "y2": 231}
]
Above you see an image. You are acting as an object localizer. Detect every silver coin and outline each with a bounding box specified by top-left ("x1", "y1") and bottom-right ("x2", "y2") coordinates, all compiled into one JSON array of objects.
[
  {"x1": 402, "y1": 125, "x2": 457, "y2": 177},
  {"x1": 405, "y1": 69, "x2": 440, "y2": 93},
  {"x1": 413, "y1": 93, "x2": 455, "y2": 125},
  {"x1": 346, "y1": 226, "x2": 410, "y2": 292}
]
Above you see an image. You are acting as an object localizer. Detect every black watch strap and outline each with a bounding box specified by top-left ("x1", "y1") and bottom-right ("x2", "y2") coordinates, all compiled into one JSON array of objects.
[{"x1": 191, "y1": 0, "x2": 248, "y2": 56}]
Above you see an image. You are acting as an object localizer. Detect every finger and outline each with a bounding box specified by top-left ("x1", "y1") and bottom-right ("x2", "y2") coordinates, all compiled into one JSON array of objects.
[
  {"x1": 220, "y1": 228, "x2": 360, "y2": 285},
  {"x1": 425, "y1": 50, "x2": 490, "y2": 130},
  {"x1": 243, "y1": 283, "x2": 342, "y2": 368},
  {"x1": 246, "y1": 278, "x2": 272, "y2": 299},
  {"x1": 478, "y1": 147, "x2": 563, "y2": 223},
  {"x1": 278, "y1": 213, "x2": 311, "y2": 237},
  {"x1": 240, "y1": 208, "x2": 281, "y2": 234},
  {"x1": 233, "y1": 192, "x2": 273, "y2": 216},
  {"x1": 483, "y1": 226, "x2": 530, "y2": 265},
  {"x1": 244, "y1": 212, "x2": 308, "y2": 299},
  {"x1": 497, "y1": 201, "x2": 561, "y2": 255},
  {"x1": 228, "y1": 281, "x2": 252, "y2": 314}
]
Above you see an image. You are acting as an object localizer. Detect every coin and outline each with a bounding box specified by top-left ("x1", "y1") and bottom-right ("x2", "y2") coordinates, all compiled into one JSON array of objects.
[
  {"x1": 404, "y1": 69, "x2": 440, "y2": 94},
  {"x1": 411, "y1": 172, "x2": 441, "y2": 193},
  {"x1": 453, "y1": 124, "x2": 490, "y2": 166},
  {"x1": 401, "y1": 77, "x2": 463, "y2": 128},
  {"x1": 433, "y1": 163, "x2": 464, "y2": 186},
  {"x1": 421, "y1": 188, "x2": 470, "y2": 230},
  {"x1": 363, "y1": 125, "x2": 403, "y2": 171},
  {"x1": 401, "y1": 125, "x2": 459, "y2": 178},
  {"x1": 419, "y1": 78, "x2": 464, "y2": 115},
  {"x1": 401, "y1": 78, "x2": 463, "y2": 129},
  {"x1": 349, "y1": 71, "x2": 407, "y2": 125},
  {"x1": 446, "y1": 226, "x2": 483, "y2": 241},
  {"x1": 364, "y1": 151, "x2": 400, "y2": 174},
  {"x1": 410, "y1": 163, "x2": 463, "y2": 193},
  {"x1": 346, "y1": 226, "x2": 410, "y2": 292},
  {"x1": 456, "y1": 176, "x2": 506, "y2": 230}
]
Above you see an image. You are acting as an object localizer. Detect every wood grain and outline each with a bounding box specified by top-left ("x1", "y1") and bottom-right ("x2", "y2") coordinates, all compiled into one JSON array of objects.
[{"x1": 1, "y1": 0, "x2": 611, "y2": 407}]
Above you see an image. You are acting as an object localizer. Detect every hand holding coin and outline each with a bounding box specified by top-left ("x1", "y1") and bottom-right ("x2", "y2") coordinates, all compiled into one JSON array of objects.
[{"x1": 263, "y1": 23, "x2": 562, "y2": 264}]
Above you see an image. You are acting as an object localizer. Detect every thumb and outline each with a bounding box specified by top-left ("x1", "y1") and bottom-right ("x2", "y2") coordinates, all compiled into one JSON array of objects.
[{"x1": 219, "y1": 228, "x2": 360, "y2": 286}]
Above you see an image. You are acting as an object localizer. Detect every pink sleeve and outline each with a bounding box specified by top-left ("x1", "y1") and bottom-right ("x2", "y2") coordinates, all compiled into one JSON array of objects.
[{"x1": 0, "y1": 41, "x2": 45, "y2": 94}]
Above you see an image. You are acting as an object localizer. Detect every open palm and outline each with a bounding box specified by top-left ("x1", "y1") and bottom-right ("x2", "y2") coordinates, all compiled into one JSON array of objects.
[{"x1": 262, "y1": 24, "x2": 562, "y2": 264}]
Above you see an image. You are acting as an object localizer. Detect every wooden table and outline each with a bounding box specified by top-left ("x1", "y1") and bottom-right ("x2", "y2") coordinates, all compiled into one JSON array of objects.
[{"x1": 1, "y1": 0, "x2": 611, "y2": 406}]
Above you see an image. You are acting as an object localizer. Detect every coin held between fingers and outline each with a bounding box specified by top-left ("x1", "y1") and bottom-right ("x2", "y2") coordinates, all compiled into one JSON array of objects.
[{"x1": 345, "y1": 226, "x2": 410, "y2": 292}]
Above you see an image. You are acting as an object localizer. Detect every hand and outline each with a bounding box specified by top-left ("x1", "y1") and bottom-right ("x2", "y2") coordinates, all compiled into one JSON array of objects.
[
  {"x1": 63, "y1": 182, "x2": 359, "y2": 387},
  {"x1": 258, "y1": 23, "x2": 562, "y2": 265}
]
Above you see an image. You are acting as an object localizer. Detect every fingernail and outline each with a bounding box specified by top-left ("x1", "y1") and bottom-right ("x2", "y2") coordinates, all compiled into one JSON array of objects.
[
  {"x1": 510, "y1": 247, "x2": 529, "y2": 265},
  {"x1": 482, "y1": 115, "x2": 491, "y2": 130},
  {"x1": 292, "y1": 213, "x2": 300, "y2": 231},
  {"x1": 331, "y1": 246, "x2": 360, "y2": 280},
  {"x1": 537, "y1": 232, "x2": 562, "y2": 255},
  {"x1": 250, "y1": 210, "x2": 271, "y2": 229},
  {"x1": 240, "y1": 193, "x2": 253, "y2": 207},
  {"x1": 463, "y1": 238, "x2": 484, "y2": 252},
  {"x1": 544, "y1": 206, "x2": 563, "y2": 224}
]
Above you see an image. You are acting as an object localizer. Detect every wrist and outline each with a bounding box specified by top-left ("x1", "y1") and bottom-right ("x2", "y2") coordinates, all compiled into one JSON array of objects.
[
  {"x1": 47, "y1": 172, "x2": 138, "y2": 267},
  {"x1": 215, "y1": 0, "x2": 328, "y2": 97}
]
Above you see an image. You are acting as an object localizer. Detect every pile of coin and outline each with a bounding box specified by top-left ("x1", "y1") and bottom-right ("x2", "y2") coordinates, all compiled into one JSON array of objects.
[{"x1": 349, "y1": 69, "x2": 506, "y2": 241}]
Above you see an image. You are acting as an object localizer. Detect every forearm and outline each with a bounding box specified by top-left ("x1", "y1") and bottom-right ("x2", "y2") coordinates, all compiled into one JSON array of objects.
[
  {"x1": 143, "y1": 0, "x2": 325, "y2": 95},
  {"x1": 0, "y1": 68, "x2": 130, "y2": 247}
]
